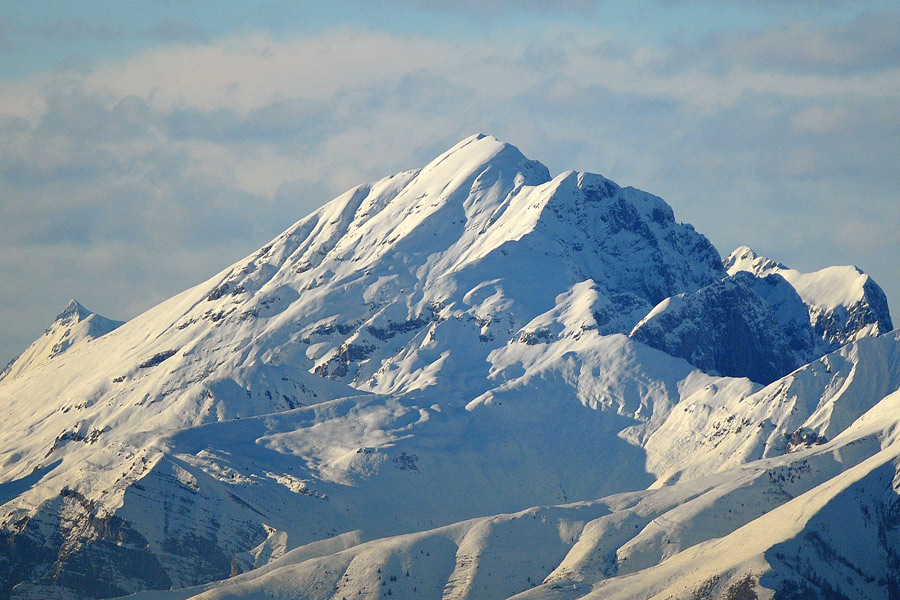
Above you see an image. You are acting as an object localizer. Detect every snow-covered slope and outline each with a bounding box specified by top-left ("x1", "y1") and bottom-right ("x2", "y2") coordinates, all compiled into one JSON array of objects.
[
  {"x1": 0, "y1": 135, "x2": 896, "y2": 600},
  {"x1": 124, "y1": 332, "x2": 900, "y2": 600}
]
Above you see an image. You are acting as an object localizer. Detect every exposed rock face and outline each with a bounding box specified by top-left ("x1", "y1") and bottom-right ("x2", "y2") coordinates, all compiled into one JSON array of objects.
[
  {"x1": 630, "y1": 272, "x2": 809, "y2": 383},
  {"x1": 0, "y1": 489, "x2": 172, "y2": 599},
  {"x1": 630, "y1": 246, "x2": 895, "y2": 384}
]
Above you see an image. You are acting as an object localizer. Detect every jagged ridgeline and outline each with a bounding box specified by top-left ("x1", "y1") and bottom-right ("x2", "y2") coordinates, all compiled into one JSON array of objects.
[{"x1": 0, "y1": 135, "x2": 897, "y2": 600}]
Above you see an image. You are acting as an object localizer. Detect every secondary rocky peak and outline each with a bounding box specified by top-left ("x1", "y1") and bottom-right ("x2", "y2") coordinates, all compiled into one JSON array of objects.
[
  {"x1": 632, "y1": 243, "x2": 894, "y2": 384},
  {"x1": 0, "y1": 300, "x2": 124, "y2": 383},
  {"x1": 725, "y1": 246, "x2": 893, "y2": 348},
  {"x1": 54, "y1": 299, "x2": 92, "y2": 325},
  {"x1": 723, "y1": 245, "x2": 787, "y2": 276},
  {"x1": 630, "y1": 272, "x2": 816, "y2": 383}
]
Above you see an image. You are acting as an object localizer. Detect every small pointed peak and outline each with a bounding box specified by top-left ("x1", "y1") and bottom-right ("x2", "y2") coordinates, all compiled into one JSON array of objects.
[
  {"x1": 725, "y1": 246, "x2": 779, "y2": 273},
  {"x1": 464, "y1": 132, "x2": 495, "y2": 144},
  {"x1": 726, "y1": 245, "x2": 757, "y2": 263},
  {"x1": 442, "y1": 133, "x2": 510, "y2": 158},
  {"x1": 724, "y1": 246, "x2": 788, "y2": 275},
  {"x1": 55, "y1": 299, "x2": 91, "y2": 324},
  {"x1": 65, "y1": 299, "x2": 84, "y2": 311}
]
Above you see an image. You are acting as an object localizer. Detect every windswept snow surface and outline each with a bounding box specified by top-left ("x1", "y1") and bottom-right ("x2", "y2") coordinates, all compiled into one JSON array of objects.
[{"x1": 0, "y1": 135, "x2": 897, "y2": 600}]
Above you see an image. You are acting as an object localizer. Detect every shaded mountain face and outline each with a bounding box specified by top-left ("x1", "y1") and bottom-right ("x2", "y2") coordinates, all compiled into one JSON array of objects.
[
  {"x1": 630, "y1": 246, "x2": 893, "y2": 384},
  {"x1": 0, "y1": 135, "x2": 897, "y2": 600},
  {"x1": 629, "y1": 272, "x2": 807, "y2": 384}
]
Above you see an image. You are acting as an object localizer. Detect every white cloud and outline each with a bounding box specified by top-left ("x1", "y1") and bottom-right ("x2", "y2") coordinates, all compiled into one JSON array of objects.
[{"x1": 792, "y1": 105, "x2": 847, "y2": 134}]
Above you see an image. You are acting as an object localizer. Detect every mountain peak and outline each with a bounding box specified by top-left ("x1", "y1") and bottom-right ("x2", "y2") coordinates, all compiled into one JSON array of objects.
[
  {"x1": 0, "y1": 300, "x2": 123, "y2": 382},
  {"x1": 417, "y1": 133, "x2": 551, "y2": 192},
  {"x1": 725, "y1": 246, "x2": 893, "y2": 348},
  {"x1": 55, "y1": 299, "x2": 91, "y2": 324},
  {"x1": 723, "y1": 245, "x2": 786, "y2": 275},
  {"x1": 202, "y1": 134, "x2": 724, "y2": 365}
]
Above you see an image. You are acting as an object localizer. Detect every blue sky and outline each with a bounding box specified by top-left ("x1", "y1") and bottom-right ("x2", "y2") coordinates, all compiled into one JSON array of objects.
[{"x1": 1, "y1": 1, "x2": 899, "y2": 366}]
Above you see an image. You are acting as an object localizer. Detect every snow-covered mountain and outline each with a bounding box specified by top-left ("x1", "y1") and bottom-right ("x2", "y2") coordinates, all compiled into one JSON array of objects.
[
  {"x1": 629, "y1": 244, "x2": 893, "y2": 384},
  {"x1": 725, "y1": 244, "x2": 893, "y2": 349},
  {"x1": 0, "y1": 300, "x2": 123, "y2": 382},
  {"x1": 0, "y1": 134, "x2": 897, "y2": 600}
]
